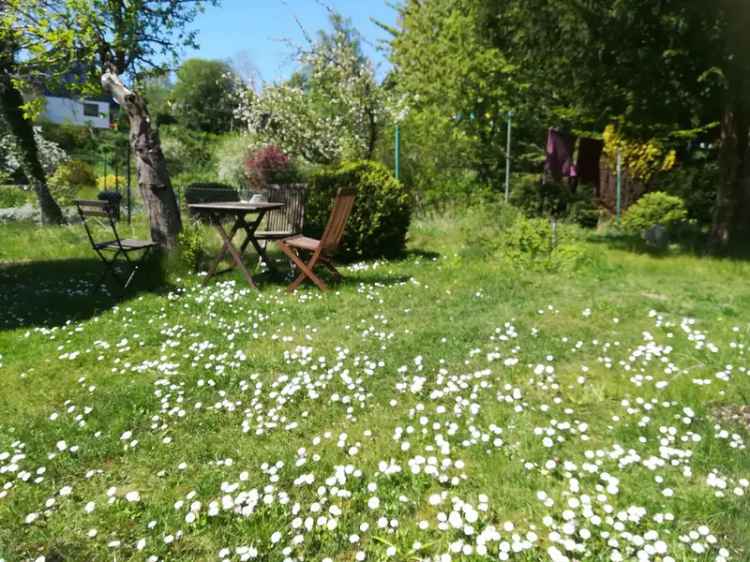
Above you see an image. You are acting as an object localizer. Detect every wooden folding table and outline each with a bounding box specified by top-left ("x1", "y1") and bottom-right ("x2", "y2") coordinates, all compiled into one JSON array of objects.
[{"x1": 189, "y1": 201, "x2": 285, "y2": 289}]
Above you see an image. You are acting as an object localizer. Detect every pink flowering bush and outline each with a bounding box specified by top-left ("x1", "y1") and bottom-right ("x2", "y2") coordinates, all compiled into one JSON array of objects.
[{"x1": 244, "y1": 145, "x2": 295, "y2": 190}]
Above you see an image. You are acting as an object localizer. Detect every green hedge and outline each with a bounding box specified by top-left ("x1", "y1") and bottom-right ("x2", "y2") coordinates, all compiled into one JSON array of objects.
[{"x1": 305, "y1": 161, "x2": 414, "y2": 260}]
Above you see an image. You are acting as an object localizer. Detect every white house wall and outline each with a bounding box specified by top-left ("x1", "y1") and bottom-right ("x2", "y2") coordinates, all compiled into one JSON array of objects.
[{"x1": 43, "y1": 96, "x2": 110, "y2": 129}]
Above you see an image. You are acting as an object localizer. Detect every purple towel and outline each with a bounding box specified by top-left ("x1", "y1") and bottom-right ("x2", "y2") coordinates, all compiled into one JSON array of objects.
[{"x1": 545, "y1": 128, "x2": 576, "y2": 182}]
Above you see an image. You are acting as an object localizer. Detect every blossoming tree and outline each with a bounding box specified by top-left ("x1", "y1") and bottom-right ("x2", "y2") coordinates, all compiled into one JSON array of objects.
[{"x1": 235, "y1": 13, "x2": 386, "y2": 165}]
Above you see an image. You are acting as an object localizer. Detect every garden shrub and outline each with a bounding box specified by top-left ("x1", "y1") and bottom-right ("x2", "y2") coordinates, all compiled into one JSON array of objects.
[
  {"x1": 48, "y1": 160, "x2": 97, "y2": 206},
  {"x1": 306, "y1": 160, "x2": 414, "y2": 260},
  {"x1": 244, "y1": 145, "x2": 297, "y2": 190},
  {"x1": 510, "y1": 174, "x2": 599, "y2": 228},
  {"x1": 176, "y1": 218, "x2": 207, "y2": 272},
  {"x1": 621, "y1": 191, "x2": 688, "y2": 235},
  {"x1": 499, "y1": 215, "x2": 595, "y2": 272},
  {"x1": 652, "y1": 160, "x2": 717, "y2": 226},
  {"x1": 96, "y1": 175, "x2": 126, "y2": 191},
  {"x1": 0, "y1": 185, "x2": 29, "y2": 208}
]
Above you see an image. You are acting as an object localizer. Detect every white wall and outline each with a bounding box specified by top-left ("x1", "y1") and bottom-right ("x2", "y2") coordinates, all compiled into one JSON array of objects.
[{"x1": 42, "y1": 96, "x2": 111, "y2": 129}]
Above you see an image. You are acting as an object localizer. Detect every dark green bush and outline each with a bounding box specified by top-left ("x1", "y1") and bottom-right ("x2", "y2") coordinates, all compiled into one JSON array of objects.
[
  {"x1": 652, "y1": 160, "x2": 717, "y2": 226},
  {"x1": 305, "y1": 160, "x2": 414, "y2": 260},
  {"x1": 510, "y1": 174, "x2": 599, "y2": 228}
]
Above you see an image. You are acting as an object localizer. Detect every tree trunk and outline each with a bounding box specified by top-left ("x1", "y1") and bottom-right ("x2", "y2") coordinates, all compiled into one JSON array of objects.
[
  {"x1": 711, "y1": 103, "x2": 750, "y2": 252},
  {"x1": 101, "y1": 69, "x2": 181, "y2": 249},
  {"x1": 0, "y1": 68, "x2": 64, "y2": 225}
]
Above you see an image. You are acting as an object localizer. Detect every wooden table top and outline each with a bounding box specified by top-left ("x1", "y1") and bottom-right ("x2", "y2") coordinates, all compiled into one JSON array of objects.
[{"x1": 188, "y1": 201, "x2": 285, "y2": 212}]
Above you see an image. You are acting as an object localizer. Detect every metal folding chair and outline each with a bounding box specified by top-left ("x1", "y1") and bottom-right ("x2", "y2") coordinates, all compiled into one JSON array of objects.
[{"x1": 75, "y1": 199, "x2": 157, "y2": 289}]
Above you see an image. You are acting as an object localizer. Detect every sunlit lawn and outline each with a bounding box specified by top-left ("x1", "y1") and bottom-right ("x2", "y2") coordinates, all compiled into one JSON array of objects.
[{"x1": 1, "y1": 211, "x2": 749, "y2": 562}]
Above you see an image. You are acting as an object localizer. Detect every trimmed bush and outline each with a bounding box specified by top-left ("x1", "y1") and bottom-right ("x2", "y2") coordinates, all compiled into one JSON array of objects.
[
  {"x1": 306, "y1": 160, "x2": 414, "y2": 260},
  {"x1": 621, "y1": 191, "x2": 688, "y2": 234}
]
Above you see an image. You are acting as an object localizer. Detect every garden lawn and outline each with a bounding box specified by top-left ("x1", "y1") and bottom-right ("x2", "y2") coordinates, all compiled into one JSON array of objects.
[{"x1": 1, "y1": 211, "x2": 749, "y2": 562}]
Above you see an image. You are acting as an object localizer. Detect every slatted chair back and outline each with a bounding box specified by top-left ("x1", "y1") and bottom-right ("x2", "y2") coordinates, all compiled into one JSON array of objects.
[
  {"x1": 320, "y1": 187, "x2": 356, "y2": 254},
  {"x1": 263, "y1": 183, "x2": 306, "y2": 235},
  {"x1": 76, "y1": 199, "x2": 123, "y2": 251}
]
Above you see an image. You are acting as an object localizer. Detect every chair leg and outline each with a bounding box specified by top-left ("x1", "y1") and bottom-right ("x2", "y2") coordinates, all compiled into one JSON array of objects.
[
  {"x1": 320, "y1": 257, "x2": 342, "y2": 281},
  {"x1": 276, "y1": 242, "x2": 328, "y2": 292}
]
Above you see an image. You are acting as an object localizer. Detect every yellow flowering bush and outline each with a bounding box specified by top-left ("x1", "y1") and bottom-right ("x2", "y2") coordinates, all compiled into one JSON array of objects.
[{"x1": 603, "y1": 125, "x2": 676, "y2": 183}]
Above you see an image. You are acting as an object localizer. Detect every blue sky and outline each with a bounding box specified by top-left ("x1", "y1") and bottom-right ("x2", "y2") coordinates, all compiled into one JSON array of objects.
[{"x1": 184, "y1": 0, "x2": 400, "y2": 84}]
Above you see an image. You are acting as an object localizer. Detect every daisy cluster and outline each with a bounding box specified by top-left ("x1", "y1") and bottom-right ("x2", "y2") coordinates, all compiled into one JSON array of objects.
[{"x1": 1, "y1": 274, "x2": 748, "y2": 562}]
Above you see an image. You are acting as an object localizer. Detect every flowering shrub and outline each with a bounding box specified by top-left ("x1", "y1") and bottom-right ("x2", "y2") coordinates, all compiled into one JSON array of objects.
[
  {"x1": 305, "y1": 160, "x2": 413, "y2": 260},
  {"x1": 233, "y1": 15, "x2": 387, "y2": 164},
  {"x1": 0, "y1": 126, "x2": 68, "y2": 176},
  {"x1": 96, "y1": 175, "x2": 126, "y2": 191},
  {"x1": 244, "y1": 145, "x2": 295, "y2": 190},
  {"x1": 603, "y1": 125, "x2": 677, "y2": 183},
  {"x1": 621, "y1": 191, "x2": 688, "y2": 234}
]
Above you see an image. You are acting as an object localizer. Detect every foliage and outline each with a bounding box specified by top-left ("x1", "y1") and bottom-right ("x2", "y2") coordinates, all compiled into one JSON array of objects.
[
  {"x1": 621, "y1": 192, "x2": 688, "y2": 235},
  {"x1": 510, "y1": 175, "x2": 599, "y2": 228},
  {"x1": 160, "y1": 125, "x2": 220, "y2": 178},
  {"x1": 485, "y1": 0, "x2": 750, "y2": 245},
  {"x1": 0, "y1": 185, "x2": 29, "y2": 207},
  {"x1": 96, "y1": 175, "x2": 126, "y2": 191},
  {"x1": 235, "y1": 13, "x2": 386, "y2": 164},
  {"x1": 48, "y1": 160, "x2": 97, "y2": 206},
  {"x1": 215, "y1": 134, "x2": 254, "y2": 189},
  {"x1": 305, "y1": 160, "x2": 413, "y2": 260},
  {"x1": 140, "y1": 73, "x2": 176, "y2": 127},
  {"x1": 0, "y1": 126, "x2": 68, "y2": 176},
  {"x1": 500, "y1": 215, "x2": 595, "y2": 272},
  {"x1": 176, "y1": 218, "x2": 207, "y2": 272},
  {"x1": 244, "y1": 145, "x2": 295, "y2": 191},
  {"x1": 652, "y1": 157, "x2": 719, "y2": 226},
  {"x1": 391, "y1": 0, "x2": 545, "y2": 190},
  {"x1": 171, "y1": 58, "x2": 238, "y2": 133},
  {"x1": 602, "y1": 125, "x2": 677, "y2": 183}
]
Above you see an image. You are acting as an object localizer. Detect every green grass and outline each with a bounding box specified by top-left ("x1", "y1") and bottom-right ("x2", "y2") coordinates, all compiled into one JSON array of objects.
[{"x1": 1, "y1": 209, "x2": 749, "y2": 562}]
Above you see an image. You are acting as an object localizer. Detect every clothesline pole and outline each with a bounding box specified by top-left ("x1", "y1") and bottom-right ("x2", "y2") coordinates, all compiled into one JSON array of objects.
[
  {"x1": 394, "y1": 125, "x2": 401, "y2": 182},
  {"x1": 504, "y1": 111, "x2": 513, "y2": 202},
  {"x1": 616, "y1": 149, "x2": 622, "y2": 222}
]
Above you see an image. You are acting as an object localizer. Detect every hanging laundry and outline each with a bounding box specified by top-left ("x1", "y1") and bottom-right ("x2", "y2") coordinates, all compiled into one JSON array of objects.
[
  {"x1": 544, "y1": 128, "x2": 576, "y2": 183},
  {"x1": 576, "y1": 137, "x2": 604, "y2": 189}
]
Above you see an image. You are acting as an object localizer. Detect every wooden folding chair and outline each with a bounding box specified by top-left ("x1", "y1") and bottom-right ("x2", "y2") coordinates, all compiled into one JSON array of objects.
[
  {"x1": 275, "y1": 187, "x2": 355, "y2": 292},
  {"x1": 75, "y1": 199, "x2": 157, "y2": 289}
]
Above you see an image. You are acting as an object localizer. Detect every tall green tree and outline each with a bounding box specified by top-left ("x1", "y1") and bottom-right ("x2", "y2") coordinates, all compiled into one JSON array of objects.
[
  {"x1": 13, "y1": 0, "x2": 218, "y2": 247},
  {"x1": 171, "y1": 58, "x2": 237, "y2": 133},
  {"x1": 0, "y1": 2, "x2": 66, "y2": 224}
]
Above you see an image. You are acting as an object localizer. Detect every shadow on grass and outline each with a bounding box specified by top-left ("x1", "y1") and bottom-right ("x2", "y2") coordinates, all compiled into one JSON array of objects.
[
  {"x1": 586, "y1": 229, "x2": 750, "y2": 261},
  {"x1": 0, "y1": 255, "x2": 169, "y2": 331}
]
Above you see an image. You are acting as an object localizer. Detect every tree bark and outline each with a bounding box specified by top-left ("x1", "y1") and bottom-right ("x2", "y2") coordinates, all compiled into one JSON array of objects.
[
  {"x1": 711, "y1": 102, "x2": 750, "y2": 253},
  {"x1": 0, "y1": 67, "x2": 64, "y2": 225},
  {"x1": 101, "y1": 69, "x2": 181, "y2": 249}
]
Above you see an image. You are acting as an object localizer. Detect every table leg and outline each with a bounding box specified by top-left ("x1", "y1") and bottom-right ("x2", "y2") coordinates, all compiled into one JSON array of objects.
[
  {"x1": 239, "y1": 209, "x2": 278, "y2": 273},
  {"x1": 205, "y1": 215, "x2": 243, "y2": 282},
  {"x1": 215, "y1": 220, "x2": 257, "y2": 289}
]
